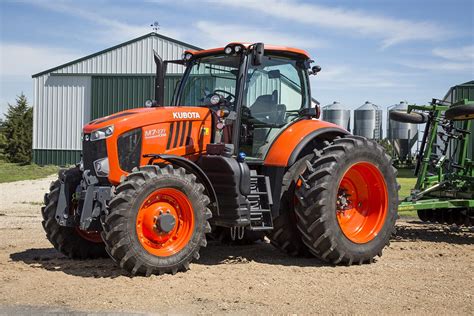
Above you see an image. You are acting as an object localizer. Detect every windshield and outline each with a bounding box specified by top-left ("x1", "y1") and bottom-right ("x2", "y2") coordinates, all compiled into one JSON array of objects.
[{"x1": 178, "y1": 55, "x2": 241, "y2": 107}]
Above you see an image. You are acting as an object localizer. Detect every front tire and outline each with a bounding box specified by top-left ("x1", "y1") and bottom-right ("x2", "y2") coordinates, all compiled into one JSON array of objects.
[
  {"x1": 295, "y1": 136, "x2": 398, "y2": 265},
  {"x1": 102, "y1": 165, "x2": 212, "y2": 276},
  {"x1": 41, "y1": 168, "x2": 107, "y2": 259}
]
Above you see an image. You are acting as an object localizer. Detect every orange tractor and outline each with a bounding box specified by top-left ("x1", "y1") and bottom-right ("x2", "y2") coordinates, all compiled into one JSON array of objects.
[{"x1": 42, "y1": 43, "x2": 398, "y2": 276}]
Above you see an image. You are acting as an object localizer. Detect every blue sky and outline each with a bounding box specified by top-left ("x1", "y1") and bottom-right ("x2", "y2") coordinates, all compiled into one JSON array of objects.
[{"x1": 0, "y1": 0, "x2": 473, "y2": 118}]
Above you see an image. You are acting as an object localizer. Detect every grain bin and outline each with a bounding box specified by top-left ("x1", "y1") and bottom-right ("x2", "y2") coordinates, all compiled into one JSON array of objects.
[
  {"x1": 388, "y1": 101, "x2": 418, "y2": 161},
  {"x1": 322, "y1": 101, "x2": 351, "y2": 131},
  {"x1": 353, "y1": 101, "x2": 383, "y2": 140}
]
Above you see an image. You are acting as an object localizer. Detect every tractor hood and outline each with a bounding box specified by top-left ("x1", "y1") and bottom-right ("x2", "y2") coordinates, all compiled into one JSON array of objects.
[
  {"x1": 83, "y1": 106, "x2": 212, "y2": 134},
  {"x1": 82, "y1": 106, "x2": 213, "y2": 185}
]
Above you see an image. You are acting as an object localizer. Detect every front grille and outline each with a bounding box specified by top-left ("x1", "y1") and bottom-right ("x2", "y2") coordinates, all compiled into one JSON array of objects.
[
  {"x1": 82, "y1": 135, "x2": 107, "y2": 180},
  {"x1": 117, "y1": 129, "x2": 142, "y2": 172}
]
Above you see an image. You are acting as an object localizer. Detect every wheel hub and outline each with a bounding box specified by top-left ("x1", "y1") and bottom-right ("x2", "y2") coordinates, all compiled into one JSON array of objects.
[
  {"x1": 155, "y1": 212, "x2": 176, "y2": 233},
  {"x1": 337, "y1": 189, "x2": 352, "y2": 212}
]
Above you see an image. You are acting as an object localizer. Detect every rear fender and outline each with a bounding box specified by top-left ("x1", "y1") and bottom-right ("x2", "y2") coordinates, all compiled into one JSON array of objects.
[{"x1": 264, "y1": 119, "x2": 349, "y2": 167}]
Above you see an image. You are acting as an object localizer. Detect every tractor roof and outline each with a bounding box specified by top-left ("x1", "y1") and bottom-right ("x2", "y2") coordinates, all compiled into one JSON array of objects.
[{"x1": 185, "y1": 43, "x2": 311, "y2": 59}]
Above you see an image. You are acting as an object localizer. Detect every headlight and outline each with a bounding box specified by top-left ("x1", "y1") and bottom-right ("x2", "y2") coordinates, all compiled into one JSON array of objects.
[
  {"x1": 234, "y1": 45, "x2": 243, "y2": 53},
  {"x1": 90, "y1": 125, "x2": 114, "y2": 141},
  {"x1": 184, "y1": 53, "x2": 193, "y2": 61},
  {"x1": 145, "y1": 99, "x2": 153, "y2": 107},
  {"x1": 94, "y1": 158, "x2": 109, "y2": 177},
  {"x1": 224, "y1": 46, "x2": 233, "y2": 54}
]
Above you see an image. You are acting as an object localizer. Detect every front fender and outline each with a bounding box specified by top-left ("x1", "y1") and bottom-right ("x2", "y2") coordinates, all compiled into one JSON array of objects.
[
  {"x1": 145, "y1": 154, "x2": 219, "y2": 216},
  {"x1": 264, "y1": 119, "x2": 349, "y2": 167}
]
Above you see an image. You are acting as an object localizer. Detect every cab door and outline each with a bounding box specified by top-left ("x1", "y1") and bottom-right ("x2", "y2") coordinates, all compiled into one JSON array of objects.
[{"x1": 239, "y1": 55, "x2": 310, "y2": 159}]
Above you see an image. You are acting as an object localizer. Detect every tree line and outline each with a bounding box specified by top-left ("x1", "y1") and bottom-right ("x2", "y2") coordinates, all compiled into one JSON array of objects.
[{"x1": 0, "y1": 94, "x2": 33, "y2": 164}]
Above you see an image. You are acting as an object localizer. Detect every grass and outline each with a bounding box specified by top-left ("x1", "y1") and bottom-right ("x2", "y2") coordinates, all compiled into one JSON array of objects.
[
  {"x1": 396, "y1": 168, "x2": 418, "y2": 217},
  {"x1": 0, "y1": 160, "x2": 59, "y2": 183}
]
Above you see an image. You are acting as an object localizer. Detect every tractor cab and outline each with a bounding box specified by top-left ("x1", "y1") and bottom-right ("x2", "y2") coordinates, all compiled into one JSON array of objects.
[{"x1": 158, "y1": 43, "x2": 318, "y2": 160}]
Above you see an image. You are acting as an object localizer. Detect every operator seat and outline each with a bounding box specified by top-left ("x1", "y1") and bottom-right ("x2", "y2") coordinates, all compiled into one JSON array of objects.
[{"x1": 249, "y1": 90, "x2": 286, "y2": 125}]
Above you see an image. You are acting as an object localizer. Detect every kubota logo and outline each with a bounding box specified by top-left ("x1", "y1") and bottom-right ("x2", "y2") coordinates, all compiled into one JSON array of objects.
[{"x1": 172, "y1": 112, "x2": 200, "y2": 119}]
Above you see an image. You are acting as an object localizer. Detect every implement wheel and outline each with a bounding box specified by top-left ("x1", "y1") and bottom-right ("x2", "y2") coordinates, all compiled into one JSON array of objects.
[
  {"x1": 444, "y1": 104, "x2": 474, "y2": 121},
  {"x1": 102, "y1": 165, "x2": 211, "y2": 276},
  {"x1": 295, "y1": 135, "x2": 398, "y2": 265},
  {"x1": 390, "y1": 111, "x2": 428, "y2": 124}
]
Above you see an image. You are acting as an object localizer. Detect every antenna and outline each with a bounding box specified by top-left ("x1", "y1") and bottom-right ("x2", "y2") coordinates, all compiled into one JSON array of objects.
[{"x1": 150, "y1": 21, "x2": 160, "y2": 32}]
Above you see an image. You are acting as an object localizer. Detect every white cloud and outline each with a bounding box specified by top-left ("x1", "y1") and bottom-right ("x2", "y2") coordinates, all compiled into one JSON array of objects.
[
  {"x1": 0, "y1": 43, "x2": 80, "y2": 76},
  {"x1": 432, "y1": 45, "x2": 474, "y2": 62},
  {"x1": 23, "y1": 0, "x2": 183, "y2": 44},
  {"x1": 399, "y1": 60, "x2": 474, "y2": 72},
  {"x1": 194, "y1": 21, "x2": 326, "y2": 49},
  {"x1": 207, "y1": 0, "x2": 451, "y2": 48}
]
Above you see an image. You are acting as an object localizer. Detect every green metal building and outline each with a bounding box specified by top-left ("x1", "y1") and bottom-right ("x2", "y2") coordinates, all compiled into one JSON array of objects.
[{"x1": 32, "y1": 32, "x2": 200, "y2": 165}]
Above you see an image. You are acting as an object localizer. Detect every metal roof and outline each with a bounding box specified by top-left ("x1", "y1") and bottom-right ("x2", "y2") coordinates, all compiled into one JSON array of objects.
[
  {"x1": 32, "y1": 32, "x2": 202, "y2": 78},
  {"x1": 356, "y1": 101, "x2": 380, "y2": 111},
  {"x1": 323, "y1": 101, "x2": 348, "y2": 110}
]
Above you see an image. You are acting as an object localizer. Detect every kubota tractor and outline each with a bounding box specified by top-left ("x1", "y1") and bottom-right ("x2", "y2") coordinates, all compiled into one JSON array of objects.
[{"x1": 42, "y1": 43, "x2": 398, "y2": 276}]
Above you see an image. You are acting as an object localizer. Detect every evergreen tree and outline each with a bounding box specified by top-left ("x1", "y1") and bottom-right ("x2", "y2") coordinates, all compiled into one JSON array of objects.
[{"x1": 2, "y1": 94, "x2": 33, "y2": 163}]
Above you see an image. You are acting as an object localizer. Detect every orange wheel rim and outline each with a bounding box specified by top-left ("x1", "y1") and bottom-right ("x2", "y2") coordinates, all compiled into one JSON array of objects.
[
  {"x1": 336, "y1": 162, "x2": 388, "y2": 244},
  {"x1": 136, "y1": 188, "x2": 194, "y2": 257}
]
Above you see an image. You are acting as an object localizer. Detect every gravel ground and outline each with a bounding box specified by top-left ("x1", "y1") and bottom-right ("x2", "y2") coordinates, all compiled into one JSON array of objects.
[{"x1": 0, "y1": 176, "x2": 473, "y2": 315}]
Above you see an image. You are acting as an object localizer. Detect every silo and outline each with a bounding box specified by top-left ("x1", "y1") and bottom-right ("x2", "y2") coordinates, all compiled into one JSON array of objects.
[
  {"x1": 353, "y1": 101, "x2": 383, "y2": 140},
  {"x1": 388, "y1": 101, "x2": 418, "y2": 161},
  {"x1": 322, "y1": 101, "x2": 351, "y2": 131}
]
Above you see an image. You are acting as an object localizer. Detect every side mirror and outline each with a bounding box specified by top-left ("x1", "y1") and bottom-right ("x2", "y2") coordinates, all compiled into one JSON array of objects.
[
  {"x1": 309, "y1": 65, "x2": 321, "y2": 75},
  {"x1": 252, "y1": 43, "x2": 264, "y2": 66},
  {"x1": 298, "y1": 107, "x2": 319, "y2": 118}
]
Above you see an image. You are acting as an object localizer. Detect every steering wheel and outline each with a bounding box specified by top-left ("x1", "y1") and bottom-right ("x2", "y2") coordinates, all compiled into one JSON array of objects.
[{"x1": 213, "y1": 89, "x2": 236, "y2": 103}]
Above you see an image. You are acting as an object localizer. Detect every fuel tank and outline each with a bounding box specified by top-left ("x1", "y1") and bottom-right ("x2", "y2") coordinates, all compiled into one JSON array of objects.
[{"x1": 82, "y1": 107, "x2": 213, "y2": 184}]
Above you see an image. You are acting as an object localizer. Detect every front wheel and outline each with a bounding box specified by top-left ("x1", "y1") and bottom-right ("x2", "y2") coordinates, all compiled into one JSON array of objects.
[
  {"x1": 102, "y1": 165, "x2": 212, "y2": 276},
  {"x1": 41, "y1": 168, "x2": 107, "y2": 259},
  {"x1": 295, "y1": 136, "x2": 398, "y2": 265}
]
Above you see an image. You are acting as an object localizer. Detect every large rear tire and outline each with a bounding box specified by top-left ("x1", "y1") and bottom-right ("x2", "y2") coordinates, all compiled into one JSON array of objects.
[
  {"x1": 41, "y1": 168, "x2": 107, "y2": 259},
  {"x1": 102, "y1": 165, "x2": 212, "y2": 276},
  {"x1": 268, "y1": 154, "x2": 313, "y2": 256},
  {"x1": 295, "y1": 136, "x2": 398, "y2": 265}
]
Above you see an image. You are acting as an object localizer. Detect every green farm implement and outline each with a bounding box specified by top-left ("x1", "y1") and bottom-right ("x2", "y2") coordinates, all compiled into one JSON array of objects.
[{"x1": 391, "y1": 94, "x2": 474, "y2": 226}]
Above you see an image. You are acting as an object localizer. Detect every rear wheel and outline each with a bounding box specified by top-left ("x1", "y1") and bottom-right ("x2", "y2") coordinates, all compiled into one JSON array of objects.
[
  {"x1": 295, "y1": 136, "x2": 398, "y2": 265},
  {"x1": 41, "y1": 168, "x2": 107, "y2": 259},
  {"x1": 268, "y1": 154, "x2": 313, "y2": 256},
  {"x1": 102, "y1": 165, "x2": 212, "y2": 276}
]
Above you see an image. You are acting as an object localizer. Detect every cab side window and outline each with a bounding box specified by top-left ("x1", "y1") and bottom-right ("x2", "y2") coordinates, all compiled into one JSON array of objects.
[{"x1": 240, "y1": 55, "x2": 309, "y2": 158}]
